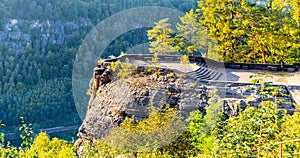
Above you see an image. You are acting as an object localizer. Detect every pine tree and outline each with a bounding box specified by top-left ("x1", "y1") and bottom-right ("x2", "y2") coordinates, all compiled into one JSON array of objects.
[
  {"x1": 147, "y1": 18, "x2": 177, "y2": 54},
  {"x1": 197, "y1": 0, "x2": 245, "y2": 62},
  {"x1": 176, "y1": 9, "x2": 206, "y2": 55}
]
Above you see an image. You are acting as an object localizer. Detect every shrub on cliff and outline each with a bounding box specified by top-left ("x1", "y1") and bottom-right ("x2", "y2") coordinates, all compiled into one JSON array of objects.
[{"x1": 110, "y1": 58, "x2": 133, "y2": 79}]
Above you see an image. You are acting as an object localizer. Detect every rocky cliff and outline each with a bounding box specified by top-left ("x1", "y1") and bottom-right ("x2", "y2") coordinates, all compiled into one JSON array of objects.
[
  {"x1": 0, "y1": 18, "x2": 91, "y2": 54},
  {"x1": 75, "y1": 60, "x2": 212, "y2": 150}
]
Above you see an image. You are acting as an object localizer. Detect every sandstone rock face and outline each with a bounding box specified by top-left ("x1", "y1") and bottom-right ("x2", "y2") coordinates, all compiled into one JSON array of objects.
[
  {"x1": 1, "y1": 18, "x2": 91, "y2": 54},
  {"x1": 76, "y1": 62, "x2": 209, "y2": 150}
]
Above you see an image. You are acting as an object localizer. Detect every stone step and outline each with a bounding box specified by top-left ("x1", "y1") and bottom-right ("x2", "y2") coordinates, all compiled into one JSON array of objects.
[
  {"x1": 195, "y1": 73, "x2": 211, "y2": 79},
  {"x1": 196, "y1": 63, "x2": 218, "y2": 70},
  {"x1": 188, "y1": 65, "x2": 224, "y2": 81},
  {"x1": 207, "y1": 65, "x2": 217, "y2": 70},
  {"x1": 194, "y1": 70, "x2": 218, "y2": 80},
  {"x1": 214, "y1": 72, "x2": 222, "y2": 80},
  {"x1": 199, "y1": 69, "x2": 211, "y2": 76},
  {"x1": 199, "y1": 74, "x2": 212, "y2": 80},
  {"x1": 194, "y1": 70, "x2": 211, "y2": 78},
  {"x1": 189, "y1": 70, "x2": 207, "y2": 77},
  {"x1": 188, "y1": 67, "x2": 206, "y2": 75},
  {"x1": 206, "y1": 71, "x2": 219, "y2": 80},
  {"x1": 205, "y1": 71, "x2": 217, "y2": 80},
  {"x1": 195, "y1": 72, "x2": 222, "y2": 81},
  {"x1": 196, "y1": 62, "x2": 206, "y2": 67}
]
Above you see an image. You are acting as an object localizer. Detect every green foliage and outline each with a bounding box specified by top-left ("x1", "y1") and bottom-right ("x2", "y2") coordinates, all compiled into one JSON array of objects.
[
  {"x1": 0, "y1": 121, "x2": 4, "y2": 148},
  {"x1": 117, "y1": 58, "x2": 133, "y2": 79},
  {"x1": 146, "y1": 0, "x2": 299, "y2": 63},
  {"x1": 0, "y1": 41, "x2": 80, "y2": 129},
  {"x1": 175, "y1": 9, "x2": 206, "y2": 55},
  {"x1": 20, "y1": 133, "x2": 76, "y2": 158},
  {"x1": 0, "y1": 121, "x2": 19, "y2": 157},
  {"x1": 77, "y1": 106, "x2": 188, "y2": 157},
  {"x1": 0, "y1": 144, "x2": 19, "y2": 158},
  {"x1": 248, "y1": 73, "x2": 288, "y2": 102},
  {"x1": 158, "y1": 132, "x2": 194, "y2": 158},
  {"x1": 148, "y1": 18, "x2": 177, "y2": 54},
  {"x1": 151, "y1": 53, "x2": 160, "y2": 63},
  {"x1": 0, "y1": 78, "x2": 79, "y2": 128},
  {"x1": 1, "y1": 102, "x2": 300, "y2": 157},
  {"x1": 86, "y1": 90, "x2": 91, "y2": 96},
  {"x1": 2, "y1": 0, "x2": 194, "y2": 22},
  {"x1": 80, "y1": 140, "x2": 125, "y2": 158},
  {"x1": 217, "y1": 101, "x2": 285, "y2": 157},
  {"x1": 143, "y1": 66, "x2": 155, "y2": 76},
  {"x1": 189, "y1": 83, "x2": 196, "y2": 88},
  {"x1": 120, "y1": 51, "x2": 126, "y2": 56},
  {"x1": 166, "y1": 72, "x2": 175, "y2": 78},
  {"x1": 120, "y1": 105, "x2": 177, "y2": 133},
  {"x1": 277, "y1": 104, "x2": 300, "y2": 156},
  {"x1": 180, "y1": 54, "x2": 190, "y2": 65},
  {"x1": 0, "y1": 0, "x2": 197, "y2": 132},
  {"x1": 102, "y1": 105, "x2": 186, "y2": 152},
  {"x1": 1, "y1": 1, "x2": 300, "y2": 156},
  {"x1": 0, "y1": 119, "x2": 76, "y2": 158},
  {"x1": 179, "y1": 54, "x2": 190, "y2": 73},
  {"x1": 187, "y1": 103, "x2": 221, "y2": 156},
  {"x1": 19, "y1": 117, "x2": 33, "y2": 149},
  {"x1": 249, "y1": 73, "x2": 274, "y2": 86},
  {"x1": 110, "y1": 57, "x2": 134, "y2": 79},
  {"x1": 75, "y1": 91, "x2": 300, "y2": 157},
  {"x1": 196, "y1": 0, "x2": 300, "y2": 63},
  {"x1": 110, "y1": 61, "x2": 121, "y2": 72}
]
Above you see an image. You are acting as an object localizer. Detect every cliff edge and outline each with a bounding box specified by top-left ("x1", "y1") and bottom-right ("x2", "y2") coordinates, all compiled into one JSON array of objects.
[{"x1": 75, "y1": 59, "x2": 209, "y2": 151}]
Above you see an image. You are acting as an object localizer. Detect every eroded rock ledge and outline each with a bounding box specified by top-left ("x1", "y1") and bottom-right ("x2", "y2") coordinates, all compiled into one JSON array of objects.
[{"x1": 75, "y1": 60, "x2": 209, "y2": 151}]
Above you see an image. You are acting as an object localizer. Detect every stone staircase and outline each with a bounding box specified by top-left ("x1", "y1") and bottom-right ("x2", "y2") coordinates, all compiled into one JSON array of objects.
[{"x1": 187, "y1": 62, "x2": 223, "y2": 81}]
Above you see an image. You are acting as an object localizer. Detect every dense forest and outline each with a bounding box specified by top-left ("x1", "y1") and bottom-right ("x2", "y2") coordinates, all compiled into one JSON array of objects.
[{"x1": 0, "y1": 0, "x2": 197, "y2": 131}]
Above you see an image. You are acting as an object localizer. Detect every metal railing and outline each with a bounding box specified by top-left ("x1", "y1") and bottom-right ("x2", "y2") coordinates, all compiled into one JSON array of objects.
[{"x1": 278, "y1": 139, "x2": 300, "y2": 158}]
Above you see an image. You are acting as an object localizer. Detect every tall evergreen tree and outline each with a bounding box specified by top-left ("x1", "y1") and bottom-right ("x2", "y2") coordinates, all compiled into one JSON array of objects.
[
  {"x1": 175, "y1": 9, "x2": 206, "y2": 55},
  {"x1": 197, "y1": 0, "x2": 245, "y2": 62},
  {"x1": 148, "y1": 18, "x2": 177, "y2": 54}
]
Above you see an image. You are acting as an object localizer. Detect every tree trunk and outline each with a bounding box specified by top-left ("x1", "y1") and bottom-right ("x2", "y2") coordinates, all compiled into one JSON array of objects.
[{"x1": 252, "y1": 34, "x2": 266, "y2": 64}]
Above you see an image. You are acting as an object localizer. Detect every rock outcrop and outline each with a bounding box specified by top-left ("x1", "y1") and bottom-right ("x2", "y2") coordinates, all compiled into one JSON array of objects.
[
  {"x1": 75, "y1": 60, "x2": 209, "y2": 150},
  {"x1": 0, "y1": 18, "x2": 91, "y2": 54}
]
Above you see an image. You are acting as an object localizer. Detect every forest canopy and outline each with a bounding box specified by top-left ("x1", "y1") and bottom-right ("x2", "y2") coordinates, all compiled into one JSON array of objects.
[
  {"x1": 147, "y1": 0, "x2": 300, "y2": 64},
  {"x1": 0, "y1": 0, "x2": 197, "y2": 130}
]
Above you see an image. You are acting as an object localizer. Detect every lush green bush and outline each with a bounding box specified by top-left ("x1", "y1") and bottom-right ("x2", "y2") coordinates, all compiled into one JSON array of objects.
[
  {"x1": 113, "y1": 58, "x2": 134, "y2": 79},
  {"x1": 0, "y1": 132, "x2": 76, "y2": 158},
  {"x1": 19, "y1": 133, "x2": 76, "y2": 158}
]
